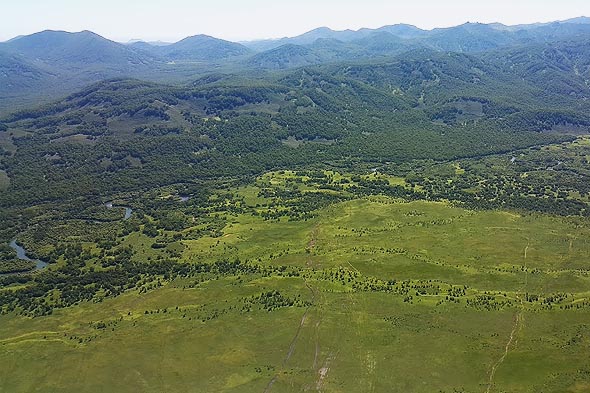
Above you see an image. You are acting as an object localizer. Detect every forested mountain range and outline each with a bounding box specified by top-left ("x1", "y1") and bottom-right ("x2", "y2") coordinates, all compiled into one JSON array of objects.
[
  {"x1": 1, "y1": 17, "x2": 590, "y2": 113},
  {"x1": 131, "y1": 34, "x2": 253, "y2": 61},
  {"x1": 2, "y1": 34, "x2": 590, "y2": 210},
  {"x1": 243, "y1": 17, "x2": 590, "y2": 51},
  {"x1": 2, "y1": 16, "x2": 590, "y2": 211}
]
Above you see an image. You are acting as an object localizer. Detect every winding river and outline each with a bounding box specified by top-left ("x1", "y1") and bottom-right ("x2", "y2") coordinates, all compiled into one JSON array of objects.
[
  {"x1": 4, "y1": 204, "x2": 133, "y2": 275},
  {"x1": 106, "y1": 202, "x2": 133, "y2": 220},
  {"x1": 9, "y1": 240, "x2": 48, "y2": 271}
]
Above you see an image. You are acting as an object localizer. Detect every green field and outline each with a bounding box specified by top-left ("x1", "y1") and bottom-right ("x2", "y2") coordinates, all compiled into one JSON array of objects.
[{"x1": 2, "y1": 172, "x2": 590, "y2": 392}]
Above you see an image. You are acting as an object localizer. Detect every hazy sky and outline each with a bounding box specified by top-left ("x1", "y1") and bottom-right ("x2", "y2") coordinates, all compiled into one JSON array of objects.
[{"x1": 1, "y1": 0, "x2": 589, "y2": 43}]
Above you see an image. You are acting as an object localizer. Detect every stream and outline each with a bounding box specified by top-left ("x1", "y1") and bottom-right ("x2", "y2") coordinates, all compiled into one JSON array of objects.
[
  {"x1": 9, "y1": 240, "x2": 48, "y2": 271},
  {"x1": 4, "y1": 203, "x2": 133, "y2": 275},
  {"x1": 106, "y1": 202, "x2": 133, "y2": 220}
]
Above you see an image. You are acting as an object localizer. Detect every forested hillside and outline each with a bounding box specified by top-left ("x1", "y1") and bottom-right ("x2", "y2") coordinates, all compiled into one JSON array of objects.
[
  {"x1": 3, "y1": 47, "x2": 587, "y2": 211},
  {"x1": 3, "y1": 17, "x2": 590, "y2": 113}
]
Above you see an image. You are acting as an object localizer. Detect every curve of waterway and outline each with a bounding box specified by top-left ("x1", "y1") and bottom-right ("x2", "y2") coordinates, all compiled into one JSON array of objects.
[
  {"x1": 3, "y1": 204, "x2": 133, "y2": 276},
  {"x1": 106, "y1": 202, "x2": 133, "y2": 220},
  {"x1": 8, "y1": 240, "x2": 48, "y2": 271}
]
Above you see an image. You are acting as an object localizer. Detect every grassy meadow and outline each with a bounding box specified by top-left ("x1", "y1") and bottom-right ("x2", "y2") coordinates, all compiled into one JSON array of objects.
[{"x1": 1, "y1": 170, "x2": 590, "y2": 392}]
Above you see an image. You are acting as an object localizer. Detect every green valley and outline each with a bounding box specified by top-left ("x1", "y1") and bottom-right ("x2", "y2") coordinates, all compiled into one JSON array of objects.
[{"x1": 2, "y1": 12, "x2": 590, "y2": 393}]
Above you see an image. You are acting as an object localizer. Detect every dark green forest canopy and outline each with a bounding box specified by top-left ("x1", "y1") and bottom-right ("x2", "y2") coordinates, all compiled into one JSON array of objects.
[{"x1": 3, "y1": 43, "x2": 588, "y2": 206}]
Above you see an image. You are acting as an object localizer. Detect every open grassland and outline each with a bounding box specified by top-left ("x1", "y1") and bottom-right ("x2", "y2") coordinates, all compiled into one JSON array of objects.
[
  {"x1": 2, "y1": 173, "x2": 590, "y2": 392},
  {"x1": 2, "y1": 272, "x2": 590, "y2": 393}
]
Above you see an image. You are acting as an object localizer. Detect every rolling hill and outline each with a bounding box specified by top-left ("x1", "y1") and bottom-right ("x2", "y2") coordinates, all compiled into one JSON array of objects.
[
  {"x1": 132, "y1": 34, "x2": 252, "y2": 62},
  {"x1": 0, "y1": 30, "x2": 161, "y2": 113},
  {"x1": 0, "y1": 30, "x2": 156, "y2": 69}
]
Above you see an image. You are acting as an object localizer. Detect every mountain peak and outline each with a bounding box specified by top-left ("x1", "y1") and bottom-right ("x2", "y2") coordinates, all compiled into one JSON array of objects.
[
  {"x1": 0, "y1": 28, "x2": 155, "y2": 67},
  {"x1": 147, "y1": 34, "x2": 252, "y2": 61},
  {"x1": 309, "y1": 27, "x2": 335, "y2": 33},
  {"x1": 180, "y1": 34, "x2": 214, "y2": 41},
  {"x1": 563, "y1": 16, "x2": 590, "y2": 24}
]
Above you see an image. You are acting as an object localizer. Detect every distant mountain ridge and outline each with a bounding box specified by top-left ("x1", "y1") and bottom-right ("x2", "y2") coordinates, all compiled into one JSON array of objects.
[
  {"x1": 1, "y1": 30, "x2": 156, "y2": 68},
  {"x1": 241, "y1": 16, "x2": 590, "y2": 51},
  {"x1": 0, "y1": 30, "x2": 163, "y2": 112},
  {"x1": 131, "y1": 34, "x2": 252, "y2": 61},
  {"x1": 1, "y1": 16, "x2": 590, "y2": 113},
  {"x1": 237, "y1": 17, "x2": 590, "y2": 69}
]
